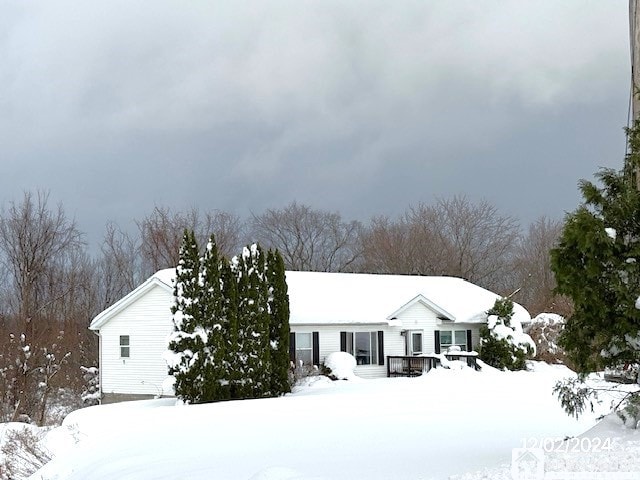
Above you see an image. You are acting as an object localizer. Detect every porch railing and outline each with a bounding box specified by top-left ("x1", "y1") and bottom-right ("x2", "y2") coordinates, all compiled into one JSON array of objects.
[
  {"x1": 386, "y1": 355, "x2": 441, "y2": 377},
  {"x1": 386, "y1": 352, "x2": 479, "y2": 377}
]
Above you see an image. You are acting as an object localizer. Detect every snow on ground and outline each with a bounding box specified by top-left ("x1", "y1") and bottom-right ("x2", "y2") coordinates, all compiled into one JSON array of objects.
[{"x1": 31, "y1": 363, "x2": 638, "y2": 480}]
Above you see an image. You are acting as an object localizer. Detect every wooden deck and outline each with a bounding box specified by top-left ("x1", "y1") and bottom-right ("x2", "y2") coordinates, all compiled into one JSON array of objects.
[
  {"x1": 387, "y1": 355, "x2": 441, "y2": 377},
  {"x1": 387, "y1": 352, "x2": 479, "y2": 377}
]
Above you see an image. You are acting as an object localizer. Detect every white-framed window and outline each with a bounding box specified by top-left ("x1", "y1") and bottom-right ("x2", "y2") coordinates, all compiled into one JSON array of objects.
[
  {"x1": 439, "y1": 330, "x2": 467, "y2": 352},
  {"x1": 120, "y1": 335, "x2": 130, "y2": 358},
  {"x1": 295, "y1": 332, "x2": 313, "y2": 366},
  {"x1": 345, "y1": 332, "x2": 379, "y2": 365}
]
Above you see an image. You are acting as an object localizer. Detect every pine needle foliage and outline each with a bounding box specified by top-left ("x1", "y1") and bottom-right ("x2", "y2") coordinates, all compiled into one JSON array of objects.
[
  {"x1": 551, "y1": 121, "x2": 640, "y2": 373},
  {"x1": 168, "y1": 231, "x2": 291, "y2": 403}
]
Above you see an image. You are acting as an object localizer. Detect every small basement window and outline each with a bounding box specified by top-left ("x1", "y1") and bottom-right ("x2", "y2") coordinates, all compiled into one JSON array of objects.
[{"x1": 120, "y1": 335, "x2": 130, "y2": 358}]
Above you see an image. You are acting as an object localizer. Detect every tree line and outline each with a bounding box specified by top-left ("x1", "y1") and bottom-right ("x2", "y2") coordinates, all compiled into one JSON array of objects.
[{"x1": 0, "y1": 190, "x2": 565, "y2": 423}]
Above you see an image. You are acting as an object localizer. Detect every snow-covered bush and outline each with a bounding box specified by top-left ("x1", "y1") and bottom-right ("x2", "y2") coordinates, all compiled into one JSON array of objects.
[
  {"x1": 323, "y1": 352, "x2": 357, "y2": 380},
  {"x1": 80, "y1": 366, "x2": 100, "y2": 406},
  {"x1": 525, "y1": 313, "x2": 566, "y2": 364},
  {"x1": 291, "y1": 360, "x2": 319, "y2": 384},
  {"x1": 479, "y1": 298, "x2": 535, "y2": 371}
]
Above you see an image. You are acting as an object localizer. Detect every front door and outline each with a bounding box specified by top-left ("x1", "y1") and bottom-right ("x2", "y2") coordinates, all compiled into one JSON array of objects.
[{"x1": 407, "y1": 331, "x2": 423, "y2": 356}]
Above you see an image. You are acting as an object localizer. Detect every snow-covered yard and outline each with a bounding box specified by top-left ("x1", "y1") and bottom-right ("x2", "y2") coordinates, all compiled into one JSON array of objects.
[{"x1": 23, "y1": 362, "x2": 640, "y2": 479}]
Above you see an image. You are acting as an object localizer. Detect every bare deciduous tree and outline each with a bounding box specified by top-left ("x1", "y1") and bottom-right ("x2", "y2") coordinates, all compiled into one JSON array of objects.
[
  {"x1": 99, "y1": 222, "x2": 143, "y2": 309},
  {"x1": 137, "y1": 206, "x2": 243, "y2": 274},
  {"x1": 361, "y1": 196, "x2": 519, "y2": 293},
  {"x1": 0, "y1": 191, "x2": 93, "y2": 423},
  {"x1": 251, "y1": 202, "x2": 363, "y2": 272},
  {"x1": 511, "y1": 216, "x2": 571, "y2": 315},
  {"x1": 360, "y1": 215, "x2": 449, "y2": 275},
  {"x1": 0, "y1": 191, "x2": 85, "y2": 338},
  {"x1": 421, "y1": 196, "x2": 519, "y2": 291},
  {"x1": 360, "y1": 216, "x2": 414, "y2": 274}
]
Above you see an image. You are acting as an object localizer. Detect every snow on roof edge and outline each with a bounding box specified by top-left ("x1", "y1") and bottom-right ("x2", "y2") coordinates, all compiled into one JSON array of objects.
[
  {"x1": 89, "y1": 268, "x2": 531, "y2": 330},
  {"x1": 89, "y1": 269, "x2": 174, "y2": 331}
]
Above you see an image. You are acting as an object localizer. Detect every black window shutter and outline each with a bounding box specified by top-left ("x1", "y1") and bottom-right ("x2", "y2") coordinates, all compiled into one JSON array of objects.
[
  {"x1": 466, "y1": 329, "x2": 473, "y2": 352},
  {"x1": 340, "y1": 331, "x2": 347, "y2": 352},
  {"x1": 289, "y1": 332, "x2": 296, "y2": 362},
  {"x1": 312, "y1": 331, "x2": 320, "y2": 365},
  {"x1": 377, "y1": 331, "x2": 384, "y2": 366},
  {"x1": 434, "y1": 330, "x2": 441, "y2": 354}
]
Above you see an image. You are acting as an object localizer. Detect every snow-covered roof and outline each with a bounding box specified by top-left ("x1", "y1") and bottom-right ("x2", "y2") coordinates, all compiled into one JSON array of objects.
[
  {"x1": 285, "y1": 271, "x2": 531, "y2": 326},
  {"x1": 89, "y1": 268, "x2": 530, "y2": 330}
]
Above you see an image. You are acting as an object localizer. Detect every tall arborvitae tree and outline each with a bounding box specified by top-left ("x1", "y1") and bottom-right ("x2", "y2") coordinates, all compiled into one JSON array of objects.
[
  {"x1": 167, "y1": 237, "x2": 291, "y2": 402},
  {"x1": 267, "y1": 249, "x2": 291, "y2": 395},
  {"x1": 199, "y1": 235, "x2": 226, "y2": 402},
  {"x1": 251, "y1": 244, "x2": 272, "y2": 397},
  {"x1": 552, "y1": 122, "x2": 640, "y2": 373},
  {"x1": 220, "y1": 259, "x2": 239, "y2": 399},
  {"x1": 233, "y1": 252, "x2": 251, "y2": 399},
  {"x1": 236, "y1": 244, "x2": 271, "y2": 398},
  {"x1": 168, "y1": 230, "x2": 207, "y2": 403}
]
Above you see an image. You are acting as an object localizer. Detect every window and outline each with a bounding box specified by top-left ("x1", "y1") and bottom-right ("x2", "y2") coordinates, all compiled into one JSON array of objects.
[
  {"x1": 344, "y1": 332, "x2": 379, "y2": 365},
  {"x1": 290, "y1": 332, "x2": 319, "y2": 366},
  {"x1": 295, "y1": 333, "x2": 313, "y2": 366},
  {"x1": 439, "y1": 330, "x2": 467, "y2": 352},
  {"x1": 120, "y1": 335, "x2": 130, "y2": 358}
]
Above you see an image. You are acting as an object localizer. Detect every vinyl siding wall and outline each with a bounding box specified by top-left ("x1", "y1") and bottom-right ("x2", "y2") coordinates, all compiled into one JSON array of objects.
[
  {"x1": 99, "y1": 285, "x2": 174, "y2": 397},
  {"x1": 292, "y1": 324, "x2": 405, "y2": 379},
  {"x1": 98, "y1": 286, "x2": 485, "y2": 394},
  {"x1": 291, "y1": 302, "x2": 482, "y2": 379}
]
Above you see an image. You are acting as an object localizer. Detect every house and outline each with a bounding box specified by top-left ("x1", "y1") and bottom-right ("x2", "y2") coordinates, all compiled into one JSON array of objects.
[{"x1": 89, "y1": 270, "x2": 531, "y2": 403}]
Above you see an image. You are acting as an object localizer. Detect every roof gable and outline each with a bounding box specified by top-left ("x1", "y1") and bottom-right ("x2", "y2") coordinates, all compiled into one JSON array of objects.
[
  {"x1": 387, "y1": 294, "x2": 455, "y2": 321},
  {"x1": 89, "y1": 269, "x2": 174, "y2": 331}
]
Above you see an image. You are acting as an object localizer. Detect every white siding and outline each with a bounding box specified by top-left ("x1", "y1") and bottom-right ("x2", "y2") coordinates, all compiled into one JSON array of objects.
[
  {"x1": 98, "y1": 282, "x2": 486, "y2": 392},
  {"x1": 100, "y1": 285, "x2": 174, "y2": 397},
  {"x1": 292, "y1": 324, "x2": 404, "y2": 379},
  {"x1": 396, "y1": 301, "x2": 439, "y2": 354},
  {"x1": 397, "y1": 301, "x2": 482, "y2": 353},
  {"x1": 291, "y1": 302, "x2": 483, "y2": 379}
]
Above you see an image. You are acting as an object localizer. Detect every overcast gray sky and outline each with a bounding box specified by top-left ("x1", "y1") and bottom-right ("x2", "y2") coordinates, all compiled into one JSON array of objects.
[{"x1": 0, "y1": 1, "x2": 631, "y2": 247}]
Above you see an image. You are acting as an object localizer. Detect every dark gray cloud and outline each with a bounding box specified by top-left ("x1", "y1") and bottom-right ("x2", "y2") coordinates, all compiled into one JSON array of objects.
[{"x1": 0, "y1": 1, "x2": 630, "y2": 246}]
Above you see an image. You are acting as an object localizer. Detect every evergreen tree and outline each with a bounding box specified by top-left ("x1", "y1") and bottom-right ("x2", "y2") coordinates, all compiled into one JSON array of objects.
[
  {"x1": 199, "y1": 234, "x2": 226, "y2": 402},
  {"x1": 220, "y1": 258, "x2": 239, "y2": 399},
  {"x1": 167, "y1": 235, "x2": 292, "y2": 402},
  {"x1": 478, "y1": 298, "x2": 533, "y2": 371},
  {"x1": 233, "y1": 252, "x2": 251, "y2": 399},
  {"x1": 167, "y1": 230, "x2": 207, "y2": 403},
  {"x1": 236, "y1": 244, "x2": 271, "y2": 398},
  {"x1": 551, "y1": 122, "x2": 640, "y2": 373},
  {"x1": 267, "y1": 249, "x2": 291, "y2": 395}
]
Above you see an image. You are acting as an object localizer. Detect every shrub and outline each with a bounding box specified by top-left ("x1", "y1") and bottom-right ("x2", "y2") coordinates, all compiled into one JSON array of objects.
[
  {"x1": 0, "y1": 426, "x2": 51, "y2": 479},
  {"x1": 525, "y1": 313, "x2": 567, "y2": 364},
  {"x1": 479, "y1": 298, "x2": 534, "y2": 370}
]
